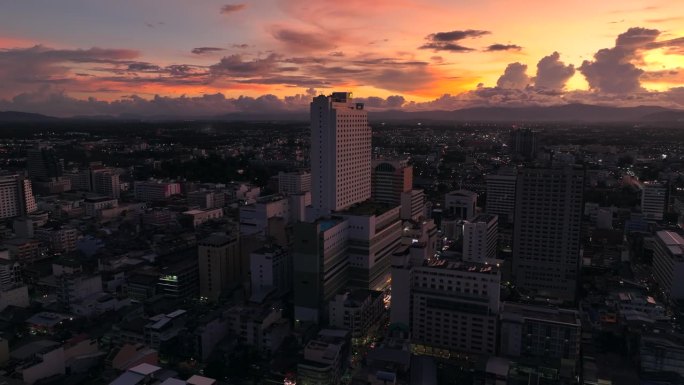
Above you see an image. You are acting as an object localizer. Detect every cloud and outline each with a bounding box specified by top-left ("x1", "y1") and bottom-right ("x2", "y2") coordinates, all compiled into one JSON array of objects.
[
  {"x1": 355, "y1": 95, "x2": 406, "y2": 109},
  {"x1": 209, "y1": 53, "x2": 281, "y2": 77},
  {"x1": 191, "y1": 47, "x2": 225, "y2": 55},
  {"x1": 220, "y1": 4, "x2": 246, "y2": 14},
  {"x1": 534, "y1": 52, "x2": 575, "y2": 91},
  {"x1": 579, "y1": 27, "x2": 659, "y2": 93},
  {"x1": 497, "y1": 62, "x2": 530, "y2": 89},
  {"x1": 419, "y1": 29, "x2": 489, "y2": 52},
  {"x1": 485, "y1": 44, "x2": 522, "y2": 52},
  {"x1": 271, "y1": 28, "x2": 336, "y2": 52}
]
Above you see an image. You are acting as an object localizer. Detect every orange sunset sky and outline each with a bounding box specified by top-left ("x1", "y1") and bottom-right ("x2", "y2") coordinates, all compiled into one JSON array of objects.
[{"x1": 0, "y1": 0, "x2": 683, "y2": 116}]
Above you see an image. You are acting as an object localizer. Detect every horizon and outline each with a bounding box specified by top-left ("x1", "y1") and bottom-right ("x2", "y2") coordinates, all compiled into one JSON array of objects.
[{"x1": 1, "y1": 1, "x2": 683, "y2": 117}]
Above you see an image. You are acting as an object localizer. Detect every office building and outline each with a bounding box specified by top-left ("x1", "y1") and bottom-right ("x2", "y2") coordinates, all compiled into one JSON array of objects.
[
  {"x1": 134, "y1": 180, "x2": 181, "y2": 202},
  {"x1": 197, "y1": 234, "x2": 241, "y2": 302},
  {"x1": 463, "y1": 214, "x2": 498, "y2": 264},
  {"x1": 392, "y1": 257, "x2": 500, "y2": 358},
  {"x1": 188, "y1": 190, "x2": 225, "y2": 209},
  {"x1": 513, "y1": 167, "x2": 584, "y2": 302},
  {"x1": 35, "y1": 226, "x2": 79, "y2": 253},
  {"x1": 26, "y1": 146, "x2": 63, "y2": 181},
  {"x1": 499, "y1": 302, "x2": 581, "y2": 361},
  {"x1": 641, "y1": 181, "x2": 668, "y2": 221},
  {"x1": 297, "y1": 329, "x2": 350, "y2": 385},
  {"x1": 278, "y1": 171, "x2": 311, "y2": 195},
  {"x1": 292, "y1": 218, "x2": 349, "y2": 323},
  {"x1": 339, "y1": 201, "x2": 403, "y2": 291},
  {"x1": 250, "y1": 245, "x2": 291, "y2": 299},
  {"x1": 372, "y1": 159, "x2": 412, "y2": 205},
  {"x1": 182, "y1": 208, "x2": 223, "y2": 228},
  {"x1": 400, "y1": 189, "x2": 425, "y2": 221},
  {"x1": 0, "y1": 174, "x2": 37, "y2": 219},
  {"x1": 510, "y1": 128, "x2": 537, "y2": 160},
  {"x1": 239, "y1": 194, "x2": 289, "y2": 236},
  {"x1": 310, "y1": 92, "x2": 371, "y2": 218},
  {"x1": 91, "y1": 168, "x2": 121, "y2": 198},
  {"x1": 485, "y1": 171, "x2": 517, "y2": 223},
  {"x1": 328, "y1": 289, "x2": 384, "y2": 340},
  {"x1": 444, "y1": 189, "x2": 477, "y2": 220},
  {"x1": 653, "y1": 230, "x2": 684, "y2": 302}
]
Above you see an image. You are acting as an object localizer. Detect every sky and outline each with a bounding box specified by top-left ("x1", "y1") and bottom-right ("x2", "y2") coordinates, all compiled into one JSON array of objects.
[{"x1": 0, "y1": 0, "x2": 683, "y2": 116}]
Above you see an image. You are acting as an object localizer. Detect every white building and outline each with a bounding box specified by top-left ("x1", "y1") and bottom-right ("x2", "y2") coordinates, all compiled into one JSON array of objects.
[
  {"x1": 392, "y1": 256, "x2": 500, "y2": 357},
  {"x1": 641, "y1": 181, "x2": 668, "y2": 221},
  {"x1": 182, "y1": 208, "x2": 223, "y2": 228},
  {"x1": 653, "y1": 230, "x2": 684, "y2": 302},
  {"x1": 250, "y1": 245, "x2": 291, "y2": 299},
  {"x1": 309, "y1": 92, "x2": 371, "y2": 218},
  {"x1": 91, "y1": 168, "x2": 121, "y2": 198},
  {"x1": 239, "y1": 195, "x2": 289, "y2": 236},
  {"x1": 444, "y1": 189, "x2": 477, "y2": 220},
  {"x1": 400, "y1": 189, "x2": 425, "y2": 221},
  {"x1": 463, "y1": 214, "x2": 498, "y2": 264},
  {"x1": 278, "y1": 171, "x2": 311, "y2": 195}
]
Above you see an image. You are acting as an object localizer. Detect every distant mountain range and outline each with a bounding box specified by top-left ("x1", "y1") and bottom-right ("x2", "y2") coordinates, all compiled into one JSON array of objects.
[{"x1": 1, "y1": 104, "x2": 683, "y2": 123}]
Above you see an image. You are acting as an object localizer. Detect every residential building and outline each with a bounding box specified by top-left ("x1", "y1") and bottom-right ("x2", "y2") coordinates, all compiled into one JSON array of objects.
[
  {"x1": 513, "y1": 167, "x2": 584, "y2": 301},
  {"x1": 400, "y1": 189, "x2": 425, "y2": 221},
  {"x1": 239, "y1": 194, "x2": 289, "y2": 236},
  {"x1": 91, "y1": 168, "x2": 121, "y2": 198},
  {"x1": 510, "y1": 128, "x2": 537, "y2": 160},
  {"x1": 226, "y1": 303, "x2": 290, "y2": 355},
  {"x1": 278, "y1": 170, "x2": 311, "y2": 195},
  {"x1": 250, "y1": 245, "x2": 291, "y2": 299},
  {"x1": 26, "y1": 146, "x2": 63, "y2": 181},
  {"x1": 641, "y1": 181, "x2": 668, "y2": 221},
  {"x1": 298, "y1": 329, "x2": 350, "y2": 385},
  {"x1": 182, "y1": 208, "x2": 223, "y2": 228},
  {"x1": 485, "y1": 170, "x2": 517, "y2": 223},
  {"x1": 653, "y1": 230, "x2": 684, "y2": 302},
  {"x1": 198, "y1": 234, "x2": 241, "y2": 301},
  {"x1": 84, "y1": 196, "x2": 118, "y2": 217},
  {"x1": 134, "y1": 180, "x2": 181, "y2": 202},
  {"x1": 463, "y1": 214, "x2": 498, "y2": 264},
  {"x1": 0, "y1": 174, "x2": 37, "y2": 219}
]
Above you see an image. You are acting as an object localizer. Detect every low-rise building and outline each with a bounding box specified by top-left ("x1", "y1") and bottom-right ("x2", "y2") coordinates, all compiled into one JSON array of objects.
[{"x1": 328, "y1": 289, "x2": 385, "y2": 340}]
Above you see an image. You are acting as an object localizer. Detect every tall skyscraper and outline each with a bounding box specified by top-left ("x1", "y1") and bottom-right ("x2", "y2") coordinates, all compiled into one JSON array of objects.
[
  {"x1": 510, "y1": 128, "x2": 538, "y2": 160},
  {"x1": 371, "y1": 159, "x2": 412, "y2": 205},
  {"x1": 513, "y1": 167, "x2": 584, "y2": 301},
  {"x1": 310, "y1": 92, "x2": 370, "y2": 218},
  {"x1": 26, "y1": 146, "x2": 63, "y2": 181}
]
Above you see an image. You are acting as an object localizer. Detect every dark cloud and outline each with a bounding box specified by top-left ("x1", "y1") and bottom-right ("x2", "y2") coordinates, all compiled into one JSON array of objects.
[
  {"x1": 419, "y1": 29, "x2": 489, "y2": 52},
  {"x1": 271, "y1": 28, "x2": 336, "y2": 51},
  {"x1": 209, "y1": 53, "x2": 281, "y2": 77},
  {"x1": 220, "y1": 4, "x2": 247, "y2": 14},
  {"x1": 497, "y1": 63, "x2": 530, "y2": 89},
  {"x1": 485, "y1": 44, "x2": 522, "y2": 52},
  {"x1": 329, "y1": 51, "x2": 345, "y2": 57},
  {"x1": 579, "y1": 27, "x2": 659, "y2": 93},
  {"x1": 355, "y1": 95, "x2": 406, "y2": 109},
  {"x1": 428, "y1": 30, "x2": 490, "y2": 42},
  {"x1": 192, "y1": 47, "x2": 226, "y2": 55},
  {"x1": 127, "y1": 62, "x2": 162, "y2": 72},
  {"x1": 534, "y1": 52, "x2": 575, "y2": 91},
  {"x1": 232, "y1": 44, "x2": 250, "y2": 49}
]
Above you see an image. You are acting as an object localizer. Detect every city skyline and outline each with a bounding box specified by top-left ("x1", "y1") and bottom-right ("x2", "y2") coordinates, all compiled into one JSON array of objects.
[{"x1": 1, "y1": 0, "x2": 683, "y2": 117}]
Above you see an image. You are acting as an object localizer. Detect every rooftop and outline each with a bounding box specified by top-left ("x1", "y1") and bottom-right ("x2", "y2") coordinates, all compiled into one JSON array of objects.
[
  {"x1": 501, "y1": 302, "x2": 580, "y2": 325},
  {"x1": 422, "y1": 258, "x2": 499, "y2": 274},
  {"x1": 336, "y1": 200, "x2": 394, "y2": 217},
  {"x1": 198, "y1": 233, "x2": 237, "y2": 247},
  {"x1": 471, "y1": 214, "x2": 497, "y2": 223}
]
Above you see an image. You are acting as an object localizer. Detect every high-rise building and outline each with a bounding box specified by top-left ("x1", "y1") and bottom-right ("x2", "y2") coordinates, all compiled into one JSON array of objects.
[
  {"x1": 0, "y1": 174, "x2": 37, "y2": 219},
  {"x1": 371, "y1": 159, "x2": 412, "y2": 205},
  {"x1": 653, "y1": 230, "x2": 684, "y2": 302},
  {"x1": 292, "y1": 218, "x2": 349, "y2": 323},
  {"x1": 309, "y1": 92, "x2": 371, "y2": 218},
  {"x1": 485, "y1": 170, "x2": 517, "y2": 223},
  {"x1": 513, "y1": 167, "x2": 584, "y2": 301},
  {"x1": 250, "y1": 245, "x2": 291, "y2": 299},
  {"x1": 197, "y1": 234, "x2": 242, "y2": 302},
  {"x1": 26, "y1": 146, "x2": 63, "y2": 181},
  {"x1": 641, "y1": 181, "x2": 668, "y2": 221},
  {"x1": 510, "y1": 128, "x2": 537, "y2": 160},
  {"x1": 463, "y1": 214, "x2": 498, "y2": 264},
  {"x1": 400, "y1": 189, "x2": 425, "y2": 221},
  {"x1": 444, "y1": 189, "x2": 477, "y2": 220},
  {"x1": 91, "y1": 168, "x2": 121, "y2": 198},
  {"x1": 278, "y1": 171, "x2": 311, "y2": 195}
]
